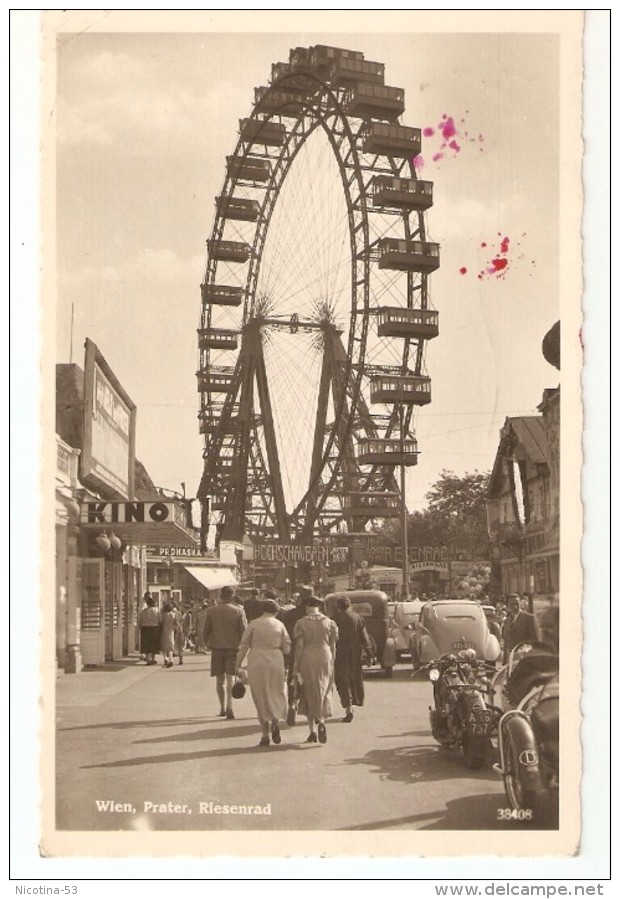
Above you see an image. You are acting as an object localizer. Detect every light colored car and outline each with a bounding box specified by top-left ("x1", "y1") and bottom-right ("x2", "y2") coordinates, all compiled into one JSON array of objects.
[
  {"x1": 388, "y1": 599, "x2": 424, "y2": 659},
  {"x1": 411, "y1": 599, "x2": 501, "y2": 670}
]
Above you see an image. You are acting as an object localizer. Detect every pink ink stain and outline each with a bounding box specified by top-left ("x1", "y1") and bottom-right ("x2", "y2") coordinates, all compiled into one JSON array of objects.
[
  {"x1": 476, "y1": 233, "x2": 535, "y2": 281},
  {"x1": 413, "y1": 155, "x2": 424, "y2": 170},
  {"x1": 459, "y1": 267, "x2": 467, "y2": 275},
  {"x1": 487, "y1": 257, "x2": 508, "y2": 274},
  {"x1": 439, "y1": 116, "x2": 457, "y2": 140},
  {"x1": 415, "y1": 111, "x2": 485, "y2": 171}
]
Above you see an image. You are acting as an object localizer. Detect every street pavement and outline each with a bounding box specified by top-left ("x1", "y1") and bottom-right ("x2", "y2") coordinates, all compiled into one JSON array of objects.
[{"x1": 56, "y1": 652, "x2": 546, "y2": 832}]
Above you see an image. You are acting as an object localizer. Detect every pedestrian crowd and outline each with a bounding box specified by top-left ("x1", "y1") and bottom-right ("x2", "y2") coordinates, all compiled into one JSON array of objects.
[
  {"x1": 137, "y1": 585, "x2": 557, "y2": 749},
  {"x1": 138, "y1": 582, "x2": 372, "y2": 748}
]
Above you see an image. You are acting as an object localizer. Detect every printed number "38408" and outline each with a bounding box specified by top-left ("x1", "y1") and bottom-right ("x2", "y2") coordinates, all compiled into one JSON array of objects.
[{"x1": 497, "y1": 808, "x2": 533, "y2": 820}]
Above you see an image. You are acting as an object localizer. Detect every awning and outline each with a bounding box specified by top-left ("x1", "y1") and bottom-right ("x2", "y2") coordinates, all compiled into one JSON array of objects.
[{"x1": 183, "y1": 566, "x2": 239, "y2": 591}]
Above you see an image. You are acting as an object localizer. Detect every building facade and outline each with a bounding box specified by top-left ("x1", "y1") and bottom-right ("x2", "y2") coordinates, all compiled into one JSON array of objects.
[
  {"x1": 55, "y1": 344, "x2": 201, "y2": 671},
  {"x1": 486, "y1": 387, "x2": 560, "y2": 601}
]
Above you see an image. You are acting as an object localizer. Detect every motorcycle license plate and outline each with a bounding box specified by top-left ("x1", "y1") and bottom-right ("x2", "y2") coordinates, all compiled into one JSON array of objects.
[
  {"x1": 452, "y1": 641, "x2": 476, "y2": 651},
  {"x1": 468, "y1": 709, "x2": 493, "y2": 736}
]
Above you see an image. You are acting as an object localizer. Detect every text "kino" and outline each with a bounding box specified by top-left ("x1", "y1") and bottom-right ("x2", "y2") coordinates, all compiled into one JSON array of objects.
[{"x1": 83, "y1": 502, "x2": 177, "y2": 524}]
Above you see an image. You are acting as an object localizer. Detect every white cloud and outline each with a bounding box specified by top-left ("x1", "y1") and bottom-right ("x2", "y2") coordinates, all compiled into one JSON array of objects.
[
  {"x1": 77, "y1": 51, "x2": 147, "y2": 87},
  {"x1": 57, "y1": 100, "x2": 114, "y2": 146},
  {"x1": 60, "y1": 248, "x2": 205, "y2": 290},
  {"x1": 58, "y1": 62, "x2": 246, "y2": 155}
]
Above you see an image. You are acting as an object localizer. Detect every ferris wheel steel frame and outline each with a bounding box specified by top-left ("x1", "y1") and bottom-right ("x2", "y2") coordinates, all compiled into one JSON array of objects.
[{"x1": 197, "y1": 53, "x2": 438, "y2": 545}]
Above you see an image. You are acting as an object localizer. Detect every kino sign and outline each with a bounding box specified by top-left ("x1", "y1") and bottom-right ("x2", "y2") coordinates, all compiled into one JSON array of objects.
[{"x1": 82, "y1": 501, "x2": 184, "y2": 526}]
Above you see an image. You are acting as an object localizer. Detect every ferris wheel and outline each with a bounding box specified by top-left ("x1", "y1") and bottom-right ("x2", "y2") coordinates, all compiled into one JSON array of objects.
[{"x1": 196, "y1": 45, "x2": 440, "y2": 544}]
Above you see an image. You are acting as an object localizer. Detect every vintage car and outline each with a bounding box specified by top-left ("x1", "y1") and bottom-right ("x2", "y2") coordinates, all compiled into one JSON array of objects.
[
  {"x1": 388, "y1": 599, "x2": 424, "y2": 659},
  {"x1": 410, "y1": 599, "x2": 501, "y2": 670},
  {"x1": 325, "y1": 590, "x2": 397, "y2": 678}
]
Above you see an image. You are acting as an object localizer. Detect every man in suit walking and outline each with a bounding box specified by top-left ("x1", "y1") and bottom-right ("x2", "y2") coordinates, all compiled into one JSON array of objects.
[
  {"x1": 502, "y1": 593, "x2": 540, "y2": 663},
  {"x1": 204, "y1": 585, "x2": 247, "y2": 719}
]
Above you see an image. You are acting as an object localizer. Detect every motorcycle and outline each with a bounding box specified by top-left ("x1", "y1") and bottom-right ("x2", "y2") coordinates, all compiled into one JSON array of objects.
[
  {"x1": 427, "y1": 649, "x2": 499, "y2": 769},
  {"x1": 493, "y1": 642, "x2": 559, "y2": 822}
]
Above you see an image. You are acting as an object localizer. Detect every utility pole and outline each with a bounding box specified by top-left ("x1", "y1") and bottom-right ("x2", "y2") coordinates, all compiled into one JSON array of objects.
[{"x1": 400, "y1": 404, "x2": 409, "y2": 599}]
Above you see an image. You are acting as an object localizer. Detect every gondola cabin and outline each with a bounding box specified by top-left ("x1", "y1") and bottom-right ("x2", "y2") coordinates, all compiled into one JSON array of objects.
[
  {"x1": 196, "y1": 367, "x2": 235, "y2": 393},
  {"x1": 329, "y1": 57, "x2": 385, "y2": 87},
  {"x1": 254, "y1": 86, "x2": 305, "y2": 117},
  {"x1": 226, "y1": 155, "x2": 271, "y2": 183},
  {"x1": 207, "y1": 239, "x2": 251, "y2": 264},
  {"x1": 357, "y1": 437, "x2": 419, "y2": 467},
  {"x1": 309, "y1": 45, "x2": 364, "y2": 75},
  {"x1": 239, "y1": 118, "x2": 286, "y2": 147},
  {"x1": 213, "y1": 457, "x2": 234, "y2": 472},
  {"x1": 199, "y1": 413, "x2": 240, "y2": 436},
  {"x1": 378, "y1": 238, "x2": 440, "y2": 273},
  {"x1": 362, "y1": 123, "x2": 421, "y2": 158},
  {"x1": 200, "y1": 284, "x2": 244, "y2": 308},
  {"x1": 216, "y1": 196, "x2": 261, "y2": 222},
  {"x1": 371, "y1": 176, "x2": 433, "y2": 211},
  {"x1": 343, "y1": 84, "x2": 405, "y2": 119},
  {"x1": 376, "y1": 307, "x2": 439, "y2": 340},
  {"x1": 343, "y1": 491, "x2": 401, "y2": 518},
  {"x1": 198, "y1": 328, "x2": 239, "y2": 351},
  {"x1": 370, "y1": 374, "x2": 432, "y2": 406},
  {"x1": 271, "y1": 61, "x2": 317, "y2": 94},
  {"x1": 198, "y1": 416, "x2": 219, "y2": 436},
  {"x1": 288, "y1": 47, "x2": 313, "y2": 74}
]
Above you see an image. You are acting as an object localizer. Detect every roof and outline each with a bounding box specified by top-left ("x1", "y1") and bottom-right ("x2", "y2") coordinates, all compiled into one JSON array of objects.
[
  {"x1": 509, "y1": 417, "x2": 547, "y2": 464},
  {"x1": 487, "y1": 415, "x2": 548, "y2": 496}
]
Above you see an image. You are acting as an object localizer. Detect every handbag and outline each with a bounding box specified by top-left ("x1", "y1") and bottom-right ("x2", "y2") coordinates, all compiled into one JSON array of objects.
[{"x1": 231, "y1": 678, "x2": 246, "y2": 699}]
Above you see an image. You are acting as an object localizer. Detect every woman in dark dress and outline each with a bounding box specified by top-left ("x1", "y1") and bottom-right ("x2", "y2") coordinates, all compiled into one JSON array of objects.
[
  {"x1": 332, "y1": 596, "x2": 372, "y2": 723},
  {"x1": 137, "y1": 594, "x2": 161, "y2": 665}
]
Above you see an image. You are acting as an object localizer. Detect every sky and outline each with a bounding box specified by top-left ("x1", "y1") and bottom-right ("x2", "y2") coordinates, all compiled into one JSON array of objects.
[{"x1": 55, "y1": 26, "x2": 562, "y2": 513}]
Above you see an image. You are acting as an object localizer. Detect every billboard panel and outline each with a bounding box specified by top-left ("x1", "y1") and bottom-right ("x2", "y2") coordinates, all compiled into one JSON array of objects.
[{"x1": 81, "y1": 339, "x2": 136, "y2": 499}]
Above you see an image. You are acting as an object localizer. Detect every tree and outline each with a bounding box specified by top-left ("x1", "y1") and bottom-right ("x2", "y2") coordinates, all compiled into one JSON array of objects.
[
  {"x1": 424, "y1": 470, "x2": 490, "y2": 543},
  {"x1": 375, "y1": 469, "x2": 491, "y2": 558}
]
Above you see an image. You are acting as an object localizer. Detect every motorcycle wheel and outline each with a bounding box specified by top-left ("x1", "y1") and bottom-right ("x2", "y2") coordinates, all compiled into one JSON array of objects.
[
  {"x1": 504, "y1": 733, "x2": 541, "y2": 812},
  {"x1": 462, "y1": 734, "x2": 491, "y2": 769}
]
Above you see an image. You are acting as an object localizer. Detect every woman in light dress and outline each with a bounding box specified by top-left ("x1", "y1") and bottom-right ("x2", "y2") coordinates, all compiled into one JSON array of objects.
[
  {"x1": 235, "y1": 599, "x2": 291, "y2": 747},
  {"x1": 160, "y1": 600, "x2": 181, "y2": 669},
  {"x1": 293, "y1": 596, "x2": 338, "y2": 744}
]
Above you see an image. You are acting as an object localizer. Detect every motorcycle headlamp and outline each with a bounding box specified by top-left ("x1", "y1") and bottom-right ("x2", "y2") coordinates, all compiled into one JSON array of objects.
[{"x1": 429, "y1": 668, "x2": 440, "y2": 682}]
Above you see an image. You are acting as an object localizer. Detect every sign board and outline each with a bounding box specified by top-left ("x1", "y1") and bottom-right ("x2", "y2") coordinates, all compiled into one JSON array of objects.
[
  {"x1": 410, "y1": 561, "x2": 450, "y2": 573},
  {"x1": 367, "y1": 544, "x2": 450, "y2": 566},
  {"x1": 253, "y1": 543, "x2": 349, "y2": 565},
  {"x1": 81, "y1": 339, "x2": 136, "y2": 499},
  {"x1": 81, "y1": 501, "x2": 187, "y2": 527},
  {"x1": 146, "y1": 545, "x2": 217, "y2": 560}
]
